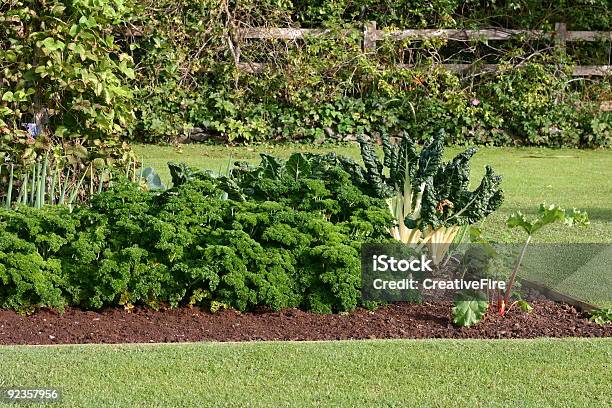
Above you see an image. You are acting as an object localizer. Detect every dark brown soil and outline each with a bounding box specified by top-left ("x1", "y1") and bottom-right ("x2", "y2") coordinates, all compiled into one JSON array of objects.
[{"x1": 1, "y1": 300, "x2": 609, "y2": 345}]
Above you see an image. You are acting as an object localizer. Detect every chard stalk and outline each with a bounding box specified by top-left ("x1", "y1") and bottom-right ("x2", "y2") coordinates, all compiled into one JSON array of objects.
[
  {"x1": 405, "y1": 228, "x2": 421, "y2": 244},
  {"x1": 411, "y1": 182, "x2": 426, "y2": 220},
  {"x1": 429, "y1": 225, "x2": 460, "y2": 265},
  {"x1": 388, "y1": 195, "x2": 402, "y2": 241}
]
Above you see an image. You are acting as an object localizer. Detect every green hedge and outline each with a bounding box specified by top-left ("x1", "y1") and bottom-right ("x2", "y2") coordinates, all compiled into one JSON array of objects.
[
  {"x1": 129, "y1": 0, "x2": 610, "y2": 147},
  {"x1": 1, "y1": 1, "x2": 610, "y2": 152}
]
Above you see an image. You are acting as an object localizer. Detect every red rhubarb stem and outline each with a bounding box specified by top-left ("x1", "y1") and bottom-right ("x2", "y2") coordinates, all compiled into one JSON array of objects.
[{"x1": 503, "y1": 235, "x2": 532, "y2": 314}]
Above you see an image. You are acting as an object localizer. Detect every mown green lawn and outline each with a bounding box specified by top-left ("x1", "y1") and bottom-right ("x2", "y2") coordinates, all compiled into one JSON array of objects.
[{"x1": 1, "y1": 339, "x2": 610, "y2": 408}]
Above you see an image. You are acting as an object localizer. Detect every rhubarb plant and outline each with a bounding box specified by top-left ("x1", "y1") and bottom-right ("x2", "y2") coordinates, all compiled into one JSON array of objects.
[
  {"x1": 452, "y1": 290, "x2": 489, "y2": 327},
  {"x1": 501, "y1": 204, "x2": 590, "y2": 315},
  {"x1": 356, "y1": 129, "x2": 504, "y2": 264}
]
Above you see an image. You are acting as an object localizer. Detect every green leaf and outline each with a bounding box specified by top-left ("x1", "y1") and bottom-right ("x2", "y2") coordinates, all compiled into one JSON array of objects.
[
  {"x1": 531, "y1": 204, "x2": 565, "y2": 233},
  {"x1": 285, "y1": 153, "x2": 311, "y2": 180},
  {"x1": 119, "y1": 60, "x2": 135, "y2": 79},
  {"x1": 507, "y1": 204, "x2": 589, "y2": 236},
  {"x1": 517, "y1": 300, "x2": 533, "y2": 313},
  {"x1": 1, "y1": 91, "x2": 13, "y2": 102},
  {"x1": 506, "y1": 211, "x2": 532, "y2": 234},
  {"x1": 563, "y1": 208, "x2": 590, "y2": 227},
  {"x1": 391, "y1": 132, "x2": 418, "y2": 190},
  {"x1": 54, "y1": 126, "x2": 68, "y2": 138},
  {"x1": 69, "y1": 24, "x2": 79, "y2": 36},
  {"x1": 415, "y1": 129, "x2": 445, "y2": 183},
  {"x1": 38, "y1": 37, "x2": 65, "y2": 53},
  {"x1": 216, "y1": 176, "x2": 246, "y2": 201},
  {"x1": 357, "y1": 135, "x2": 391, "y2": 197},
  {"x1": 168, "y1": 162, "x2": 199, "y2": 187},
  {"x1": 50, "y1": 5, "x2": 66, "y2": 16},
  {"x1": 142, "y1": 168, "x2": 166, "y2": 191},
  {"x1": 259, "y1": 153, "x2": 283, "y2": 179},
  {"x1": 453, "y1": 294, "x2": 488, "y2": 327}
]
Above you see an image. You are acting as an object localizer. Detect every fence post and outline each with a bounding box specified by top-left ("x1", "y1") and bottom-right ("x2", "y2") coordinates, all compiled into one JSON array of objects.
[
  {"x1": 227, "y1": 28, "x2": 241, "y2": 66},
  {"x1": 363, "y1": 21, "x2": 377, "y2": 53},
  {"x1": 554, "y1": 22, "x2": 567, "y2": 51},
  {"x1": 553, "y1": 22, "x2": 568, "y2": 80}
]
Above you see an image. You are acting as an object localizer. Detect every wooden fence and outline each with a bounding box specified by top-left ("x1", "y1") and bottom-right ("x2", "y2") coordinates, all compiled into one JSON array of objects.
[{"x1": 235, "y1": 22, "x2": 612, "y2": 76}]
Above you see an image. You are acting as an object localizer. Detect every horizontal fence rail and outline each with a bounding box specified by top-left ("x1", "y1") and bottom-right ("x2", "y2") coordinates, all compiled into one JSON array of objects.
[
  {"x1": 236, "y1": 62, "x2": 612, "y2": 76},
  {"x1": 236, "y1": 22, "x2": 612, "y2": 76},
  {"x1": 241, "y1": 27, "x2": 612, "y2": 42}
]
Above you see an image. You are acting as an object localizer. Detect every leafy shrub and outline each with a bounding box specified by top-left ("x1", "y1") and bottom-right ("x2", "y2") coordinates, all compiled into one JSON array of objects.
[
  {"x1": 0, "y1": 0, "x2": 135, "y2": 164},
  {"x1": 2, "y1": 1, "x2": 609, "y2": 147},
  {"x1": 0, "y1": 206, "x2": 73, "y2": 312},
  {"x1": 0, "y1": 157, "x2": 394, "y2": 313},
  {"x1": 127, "y1": 1, "x2": 610, "y2": 146}
]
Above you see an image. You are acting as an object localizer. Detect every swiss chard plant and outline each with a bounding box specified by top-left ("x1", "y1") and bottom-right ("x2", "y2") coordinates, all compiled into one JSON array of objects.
[{"x1": 355, "y1": 129, "x2": 504, "y2": 264}]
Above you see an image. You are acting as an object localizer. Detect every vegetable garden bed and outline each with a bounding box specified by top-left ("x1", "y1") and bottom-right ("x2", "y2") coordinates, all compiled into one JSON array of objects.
[
  {"x1": 1, "y1": 133, "x2": 609, "y2": 345},
  {"x1": 1, "y1": 299, "x2": 609, "y2": 345}
]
